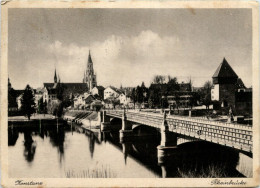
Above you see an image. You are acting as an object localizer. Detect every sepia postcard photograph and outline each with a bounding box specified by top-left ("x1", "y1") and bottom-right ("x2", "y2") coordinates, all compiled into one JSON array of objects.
[{"x1": 1, "y1": 1, "x2": 259, "y2": 187}]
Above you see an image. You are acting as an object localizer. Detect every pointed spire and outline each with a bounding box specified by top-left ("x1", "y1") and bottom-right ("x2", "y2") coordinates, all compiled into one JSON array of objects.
[
  {"x1": 54, "y1": 68, "x2": 57, "y2": 83},
  {"x1": 88, "y1": 50, "x2": 93, "y2": 64}
]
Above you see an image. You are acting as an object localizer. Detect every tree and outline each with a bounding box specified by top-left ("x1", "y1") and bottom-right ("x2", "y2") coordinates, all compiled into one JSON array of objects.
[
  {"x1": 70, "y1": 93, "x2": 75, "y2": 108},
  {"x1": 148, "y1": 85, "x2": 161, "y2": 108},
  {"x1": 112, "y1": 98, "x2": 120, "y2": 109},
  {"x1": 48, "y1": 100, "x2": 63, "y2": 117},
  {"x1": 8, "y1": 88, "x2": 17, "y2": 109},
  {"x1": 140, "y1": 82, "x2": 148, "y2": 104},
  {"x1": 62, "y1": 98, "x2": 72, "y2": 108},
  {"x1": 21, "y1": 85, "x2": 36, "y2": 120},
  {"x1": 189, "y1": 92, "x2": 200, "y2": 109},
  {"x1": 131, "y1": 88, "x2": 137, "y2": 109},
  {"x1": 105, "y1": 96, "x2": 120, "y2": 109},
  {"x1": 167, "y1": 76, "x2": 179, "y2": 95},
  {"x1": 174, "y1": 92, "x2": 180, "y2": 113},
  {"x1": 56, "y1": 102, "x2": 64, "y2": 117},
  {"x1": 37, "y1": 97, "x2": 44, "y2": 113},
  {"x1": 204, "y1": 81, "x2": 212, "y2": 93},
  {"x1": 199, "y1": 81, "x2": 213, "y2": 111},
  {"x1": 136, "y1": 86, "x2": 143, "y2": 104},
  {"x1": 56, "y1": 83, "x2": 64, "y2": 101},
  {"x1": 153, "y1": 75, "x2": 165, "y2": 84},
  {"x1": 43, "y1": 101, "x2": 47, "y2": 115}
]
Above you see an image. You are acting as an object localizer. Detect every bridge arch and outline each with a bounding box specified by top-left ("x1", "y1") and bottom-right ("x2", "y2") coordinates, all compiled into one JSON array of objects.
[{"x1": 132, "y1": 124, "x2": 160, "y2": 135}]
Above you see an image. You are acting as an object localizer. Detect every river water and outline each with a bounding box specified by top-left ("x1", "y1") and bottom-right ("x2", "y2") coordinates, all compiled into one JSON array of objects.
[{"x1": 8, "y1": 122, "x2": 249, "y2": 178}]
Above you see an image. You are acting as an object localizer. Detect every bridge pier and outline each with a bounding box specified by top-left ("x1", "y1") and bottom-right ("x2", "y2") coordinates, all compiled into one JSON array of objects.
[
  {"x1": 119, "y1": 109, "x2": 133, "y2": 142},
  {"x1": 101, "y1": 111, "x2": 111, "y2": 131},
  {"x1": 157, "y1": 111, "x2": 178, "y2": 165}
]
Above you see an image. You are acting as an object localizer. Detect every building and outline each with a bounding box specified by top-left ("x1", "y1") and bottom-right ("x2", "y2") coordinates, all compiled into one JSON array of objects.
[
  {"x1": 119, "y1": 92, "x2": 131, "y2": 105},
  {"x1": 211, "y1": 58, "x2": 252, "y2": 115},
  {"x1": 235, "y1": 88, "x2": 252, "y2": 115},
  {"x1": 91, "y1": 86, "x2": 105, "y2": 99},
  {"x1": 43, "y1": 87, "x2": 57, "y2": 103},
  {"x1": 104, "y1": 86, "x2": 122, "y2": 100},
  {"x1": 73, "y1": 93, "x2": 95, "y2": 109},
  {"x1": 83, "y1": 50, "x2": 97, "y2": 91},
  {"x1": 165, "y1": 92, "x2": 194, "y2": 107},
  {"x1": 211, "y1": 58, "x2": 240, "y2": 107},
  {"x1": 153, "y1": 82, "x2": 194, "y2": 108},
  {"x1": 35, "y1": 88, "x2": 44, "y2": 103},
  {"x1": 16, "y1": 94, "x2": 23, "y2": 110},
  {"x1": 44, "y1": 70, "x2": 88, "y2": 104},
  {"x1": 73, "y1": 94, "x2": 85, "y2": 109},
  {"x1": 43, "y1": 51, "x2": 98, "y2": 104}
]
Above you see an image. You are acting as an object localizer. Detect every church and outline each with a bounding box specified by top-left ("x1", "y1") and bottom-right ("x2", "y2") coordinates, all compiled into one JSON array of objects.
[{"x1": 43, "y1": 51, "x2": 97, "y2": 103}]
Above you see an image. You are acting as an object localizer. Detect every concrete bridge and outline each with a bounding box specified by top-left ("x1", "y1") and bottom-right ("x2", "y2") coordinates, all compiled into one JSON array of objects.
[{"x1": 101, "y1": 109, "x2": 252, "y2": 155}]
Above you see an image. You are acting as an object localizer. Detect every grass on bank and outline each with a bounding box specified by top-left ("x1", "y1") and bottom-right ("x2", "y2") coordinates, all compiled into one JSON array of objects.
[
  {"x1": 65, "y1": 165, "x2": 117, "y2": 178},
  {"x1": 177, "y1": 165, "x2": 228, "y2": 178}
]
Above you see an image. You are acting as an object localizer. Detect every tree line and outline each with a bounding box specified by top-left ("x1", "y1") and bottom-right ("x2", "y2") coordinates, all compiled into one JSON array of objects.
[
  {"x1": 8, "y1": 75, "x2": 213, "y2": 119},
  {"x1": 10, "y1": 82, "x2": 69, "y2": 120},
  {"x1": 130, "y1": 75, "x2": 212, "y2": 110}
]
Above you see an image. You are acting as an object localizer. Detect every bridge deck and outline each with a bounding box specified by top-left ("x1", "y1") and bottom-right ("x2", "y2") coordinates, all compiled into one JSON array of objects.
[{"x1": 106, "y1": 110, "x2": 252, "y2": 153}]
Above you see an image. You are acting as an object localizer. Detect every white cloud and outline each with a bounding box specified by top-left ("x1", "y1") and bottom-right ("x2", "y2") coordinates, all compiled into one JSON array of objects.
[
  {"x1": 44, "y1": 30, "x2": 186, "y2": 87},
  {"x1": 43, "y1": 30, "x2": 251, "y2": 88}
]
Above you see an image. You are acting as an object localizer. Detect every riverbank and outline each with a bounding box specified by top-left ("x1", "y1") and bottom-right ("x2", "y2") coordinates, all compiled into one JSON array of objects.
[
  {"x1": 9, "y1": 114, "x2": 54, "y2": 121},
  {"x1": 64, "y1": 111, "x2": 101, "y2": 128},
  {"x1": 8, "y1": 114, "x2": 65, "y2": 127}
]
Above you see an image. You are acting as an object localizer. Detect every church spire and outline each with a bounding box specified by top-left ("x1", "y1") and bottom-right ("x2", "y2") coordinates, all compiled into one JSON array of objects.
[
  {"x1": 84, "y1": 50, "x2": 97, "y2": 90},
  {"x1": 88, "y1": 50, "x2": 93, "y2": 65},
  {"x1": 54, "y1": 68, "x2": 57, "y2": 83}
]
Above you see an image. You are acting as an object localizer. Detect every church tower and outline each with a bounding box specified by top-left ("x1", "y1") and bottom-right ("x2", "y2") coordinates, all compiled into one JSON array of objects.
[{"x1": 83, "y1": 50, "x2": 97, "y2": 91}]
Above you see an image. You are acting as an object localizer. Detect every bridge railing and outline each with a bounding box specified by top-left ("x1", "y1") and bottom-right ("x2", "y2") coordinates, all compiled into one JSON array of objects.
[
  {"x1": 106, "y1": 109, "x2": 252, "y2": 130},
  {"x1": 167, "y1": 114, "x2": 252, "y2": 131},
  {"x1": 105, "y1": 109, "x2": 252, "y2": 152}
]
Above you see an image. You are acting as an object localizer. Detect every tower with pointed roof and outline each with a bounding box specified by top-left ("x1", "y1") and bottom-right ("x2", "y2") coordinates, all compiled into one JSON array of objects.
[
  {"x1": 211, "y1": 58, "x2": 239, "y2": 107},
  {"x1": 83, "y1": 50, "x2": 97, "y2": 91}
]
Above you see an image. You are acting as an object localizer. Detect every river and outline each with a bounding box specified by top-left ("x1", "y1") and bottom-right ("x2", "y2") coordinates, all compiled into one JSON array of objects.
[{"x1": 8, "y1": 122, "x2": 249, "y2": 178}]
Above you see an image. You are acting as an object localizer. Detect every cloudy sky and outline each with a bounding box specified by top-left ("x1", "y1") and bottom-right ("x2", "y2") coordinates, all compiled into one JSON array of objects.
[{"x1": 8, "y1": 8, "x2": 252, "y2": 89}]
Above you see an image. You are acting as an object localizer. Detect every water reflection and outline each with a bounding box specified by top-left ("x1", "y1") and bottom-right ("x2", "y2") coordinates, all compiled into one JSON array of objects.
[
  {"x1": 23, "y1": 130, "x2": 36, "y2": 162},
  {"x1": 88, "y1": 132, "x2": 95, "y2": 158},
  {"x1": 49, "y1": 126, "x2": 65, "y2": 159},
  {"x1": 8, "y1": 122, "x2": 248, "y2": 178},
  {"x1": 8, "y1": 128, "x2": 19, "y2": 146}
]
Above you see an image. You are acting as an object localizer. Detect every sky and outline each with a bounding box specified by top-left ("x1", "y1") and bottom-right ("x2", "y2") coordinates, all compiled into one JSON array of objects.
[{"x1": 8, "y1": 8, "x2": 252, "y2": 90}]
